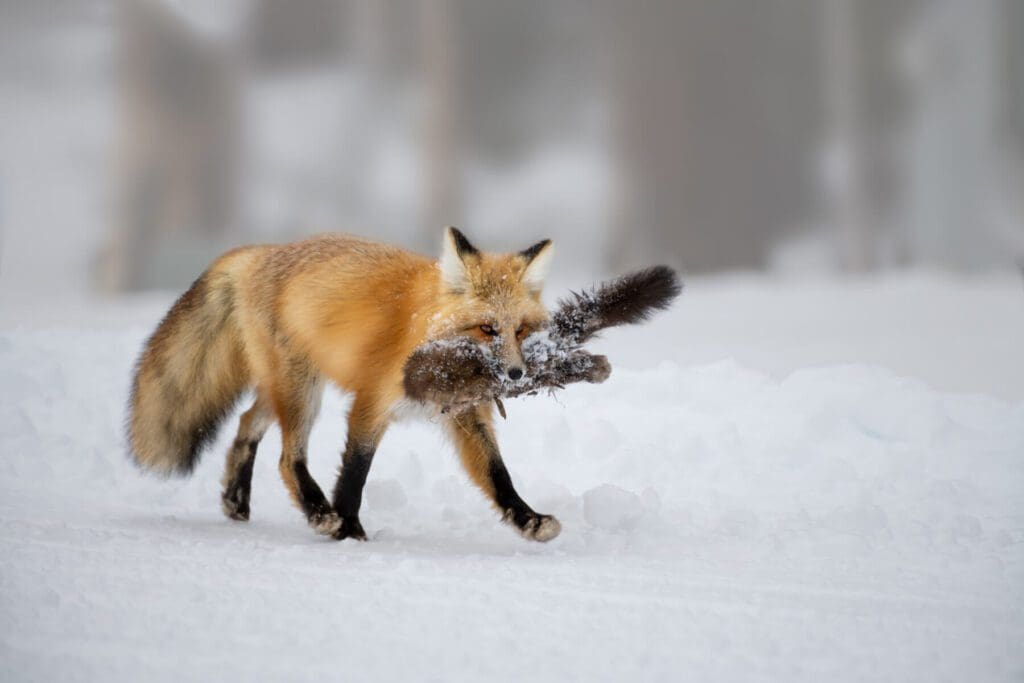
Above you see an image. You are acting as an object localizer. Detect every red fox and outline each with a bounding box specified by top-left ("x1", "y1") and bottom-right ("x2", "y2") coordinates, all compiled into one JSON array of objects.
[{"x1": 128, "y1": 228, "x2": 562, "y2": 541}]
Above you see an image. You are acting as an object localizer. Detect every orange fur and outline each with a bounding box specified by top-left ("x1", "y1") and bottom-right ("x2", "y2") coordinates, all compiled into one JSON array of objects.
[{"x1": 128, "y1": 228, "x2": 560, "y2": 541}]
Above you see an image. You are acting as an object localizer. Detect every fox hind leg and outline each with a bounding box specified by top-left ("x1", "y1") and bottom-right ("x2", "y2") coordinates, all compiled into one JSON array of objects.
[
  {"x1": 221, "y1": 395, "x2": 273, "y2": 521},
  {"x1": 273, "y1": 362, "x2": 341, "y2": 537},
  {"x1": 448, "y1": 405, "x2": 561, "y2": 542}
]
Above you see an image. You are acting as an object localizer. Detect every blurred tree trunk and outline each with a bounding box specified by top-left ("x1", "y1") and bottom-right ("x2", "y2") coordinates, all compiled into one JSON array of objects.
[
  {"x1": 422, "y1": 0, "x2": 462, "y2": 248},
  {"x1": 823, "y1": 0, "x2": 871, "y2": 271},
  {"x1": 609, "y1": 0, "x2": 821, "y2": 274},
  {"x1": 104, "y1": 0, "x2": 239, "y2": 291},
  {"x1": 888, "y1": 0, "x2": 997, "y2": 269},
  {"x1": 249, "y1": 0, "x2": 343, "y2": 70},
  {"x1": 1005, "y1": 0, "x2": 1024, "y2": 157},
  {"x1": 822, "y1": 0, "x2": 925, "y2": 271}
]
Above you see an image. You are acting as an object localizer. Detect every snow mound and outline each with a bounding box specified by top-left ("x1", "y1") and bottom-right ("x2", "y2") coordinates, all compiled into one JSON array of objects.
[
  {"x1": 363, "y1": 478, "x2": 408, "y2": 512},
  {"x1": 582, "y1": 484, "x2": 646, "y2": 531}
]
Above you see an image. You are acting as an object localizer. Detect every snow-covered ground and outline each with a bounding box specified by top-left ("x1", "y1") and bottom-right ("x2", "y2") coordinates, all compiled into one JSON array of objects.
[{"x1": 1, "y1": 272, "x2": 1022, "y2": 682}]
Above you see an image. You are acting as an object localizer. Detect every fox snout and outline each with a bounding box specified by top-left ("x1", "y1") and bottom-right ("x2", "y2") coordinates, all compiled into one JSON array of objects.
[
  {"x1": 485, "y1": 334, "x2": 527, "y2": 382},
  {"x1": 497, "y1": 336, "x2": 527, "y2": 381}
]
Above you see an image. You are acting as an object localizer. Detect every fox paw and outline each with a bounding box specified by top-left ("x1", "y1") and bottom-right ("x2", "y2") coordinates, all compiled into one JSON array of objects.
[
  {"x1": 221, "y1": 489, "x2": 250, "y2": 521},
  {"x1": 332, "y1": 516, "x2": 368, "y2": 541},
  {"x1": 308, "y1": 510, "x2": 343, "y2": 536},
  {"x1": 505, "y1": 511, "x2": 562, "y2": 542}
]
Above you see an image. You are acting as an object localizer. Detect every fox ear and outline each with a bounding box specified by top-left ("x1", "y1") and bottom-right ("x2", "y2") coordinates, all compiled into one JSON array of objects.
[
  {"x1": 519, "y1": 239, "x2": 553, "y2": 292},
  {"x1": 439, "y1": 226, "x2": 479, "y2": 292}
]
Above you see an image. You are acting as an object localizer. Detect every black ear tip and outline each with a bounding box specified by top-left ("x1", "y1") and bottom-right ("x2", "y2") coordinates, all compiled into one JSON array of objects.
[
  {"x1": 448, "y1": 226, "x2": 479, "y2": 256},
  {"x1": 520, "y1": 238, "x2": 552, "y2": 262}
]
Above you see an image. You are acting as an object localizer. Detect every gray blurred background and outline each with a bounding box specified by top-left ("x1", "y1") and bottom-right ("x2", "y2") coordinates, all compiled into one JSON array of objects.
[{"x1": 0, "y1": 0, "x2": 1021, "y2": 294}]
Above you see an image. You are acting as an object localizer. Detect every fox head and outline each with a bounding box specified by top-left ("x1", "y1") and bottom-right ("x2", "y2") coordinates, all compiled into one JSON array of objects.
[{"x1": 431, "y1": 226, "x2": 553, "y2": 380}]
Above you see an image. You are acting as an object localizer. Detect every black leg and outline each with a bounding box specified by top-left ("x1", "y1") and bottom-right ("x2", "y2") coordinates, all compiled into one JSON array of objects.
[
  {"x1": 484, "y1": 439, "x2": 561, "y2": 541},
  {"x1": 291, "y1": 457, "x2": 332, "y2": 517},
  {"x1": 221, "y1": 397, "x2": 272, "y2": 522},
  {"x1": 448, "y1": 407, "x2": 562, "y2": 542},
  {"x1": 278, "y1": 446, "x2": 340, "y2": 536},
  {"x1": 487, "y1": 457, "x2": 538, "y2": 529},
  {"x1": 271, "y1": 367, "x2": 341, "y2": 537},
  {"x1": 221, "y1": 438, "x2": 257, "y2": 520},
  {"x1": 331, "y1": 439, "x2": 376, "y2": 540}
]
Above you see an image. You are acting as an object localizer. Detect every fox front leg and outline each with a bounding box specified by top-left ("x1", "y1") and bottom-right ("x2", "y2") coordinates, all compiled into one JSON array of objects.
[
  {"x1": 331, "y1": 437, "x2": 377, "y2": 541},
  {"x1": 447, "y1": 405, "x2": 561, "y2": 542},
  {"x1": 330, "y1": 393, "x2": 388, "y2": 541}
]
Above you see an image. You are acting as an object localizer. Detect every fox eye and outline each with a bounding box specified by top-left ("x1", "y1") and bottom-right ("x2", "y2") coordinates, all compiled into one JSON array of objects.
[
  {"x1": 479, "y1": 324, "x2": 498, "y2": 336},
  {"x1": 515, "y1": 324, "x2": 528, "y2": 338}
]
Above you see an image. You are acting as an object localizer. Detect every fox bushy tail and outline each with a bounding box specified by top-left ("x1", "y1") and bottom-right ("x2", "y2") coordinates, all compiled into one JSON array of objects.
[{"x1": 128, "y1": 270, "x2": 250, "y2": 476}]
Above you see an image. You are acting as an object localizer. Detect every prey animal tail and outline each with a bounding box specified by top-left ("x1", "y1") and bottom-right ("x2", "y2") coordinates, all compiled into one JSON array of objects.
[{"x1": 551, "y1": 265, "x2": 682, "y2": 344}]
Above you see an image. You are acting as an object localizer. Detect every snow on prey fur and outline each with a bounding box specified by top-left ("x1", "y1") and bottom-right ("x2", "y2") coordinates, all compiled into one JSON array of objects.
[{"x1": 403, "y1": 267, "x2": 682, "y2": 415}]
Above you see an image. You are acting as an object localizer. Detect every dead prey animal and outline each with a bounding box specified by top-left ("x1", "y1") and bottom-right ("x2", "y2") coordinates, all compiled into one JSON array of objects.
[{"x1": 403, "y1": 266, "x2": 682, "y2": 416}]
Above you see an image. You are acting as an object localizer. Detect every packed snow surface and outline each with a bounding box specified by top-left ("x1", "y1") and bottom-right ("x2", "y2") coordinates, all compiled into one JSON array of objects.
[{"x1": 1, "y1": 272, "x2": 1022, "y2": 682}]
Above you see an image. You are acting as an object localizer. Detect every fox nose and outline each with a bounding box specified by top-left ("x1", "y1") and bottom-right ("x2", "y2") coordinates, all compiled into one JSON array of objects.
[{"x1": 507, "y1": 366, "x2": 524, "y2": 380}]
